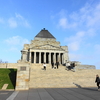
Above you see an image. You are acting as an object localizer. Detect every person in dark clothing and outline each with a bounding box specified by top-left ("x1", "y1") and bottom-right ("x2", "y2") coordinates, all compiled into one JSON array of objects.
[
  {"x1": 51, "y1": 62, "x2": 54, "y2": 69},
  {"x1": 72, "y1": 63, "x2": 76, "y2": 72},
  {"x1": 56, "y1": 61, "x2": 59, "y2": 69},
  {"x1": 95, "y1": 74, "x2": 100, "y2": 90}
]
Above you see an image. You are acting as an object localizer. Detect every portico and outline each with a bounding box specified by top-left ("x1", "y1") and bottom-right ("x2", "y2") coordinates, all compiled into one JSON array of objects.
[{"x1": 29, "y1": 51, "x2": 64, "y2": 64}]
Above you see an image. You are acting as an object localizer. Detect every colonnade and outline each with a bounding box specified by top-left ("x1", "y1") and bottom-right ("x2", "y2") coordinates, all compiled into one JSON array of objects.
[{"x1": 29, "y1": 52, "x2": 64, "y2": 64}]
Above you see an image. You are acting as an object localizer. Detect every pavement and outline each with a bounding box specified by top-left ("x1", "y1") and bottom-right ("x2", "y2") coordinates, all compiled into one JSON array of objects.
[{"x1": 0, "y1": 87, "x2": 100, "y2": 100}]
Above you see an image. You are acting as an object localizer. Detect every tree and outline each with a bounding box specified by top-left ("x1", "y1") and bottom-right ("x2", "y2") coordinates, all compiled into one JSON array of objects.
[
  {"x1": 0, "y1": 59, "x2": 8, "y2": 63},
  {"x1": 0, "y1": 59, "x2": 3, "y2": 63},
  {"x1": 0, "y1": 59, "x2": 8, "y2": 68}
]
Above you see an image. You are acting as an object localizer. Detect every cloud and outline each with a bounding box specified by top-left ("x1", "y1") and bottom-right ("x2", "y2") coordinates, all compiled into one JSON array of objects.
[
  {"x1": 86, "y1": 29, "x2": 96, "y2": 37},
  {"x1": 8, "y1": 17, "x2": 17, "y2": 28},
  {"x1": 15, "y1": 13, "x2": 24, "y2": 20},
  {"x1": 52, "y1": 2, "x2": 100, "y2": 30},
  {"x1": 85, "y1": 4, "x2": 100, "y2": 28},
  {"x1": 57, "y1": 17, "x2": 77, "y2": 29},
  {"x1": 5, "y1": 36, "x2": 30, "y2": 46},
  {"x1": 68, "y1": 42, "x2": 80, "y2": 51},
  {"x1": 58, "y1": 18, "x2": 68, "y2": 29},
  {"x1": 69, "y1": 53, "x2": 83, "y2": 61},
  {"x1": 4, "y1": 36, "x2": 30, "y2": 51},
  {"x1": 7, "y1": 13, "x2": 31, "y2": 28},
  {"x1": 71, "y1": 3, "x2": 100, "y2": 29},
  {"x1": 65, "y1": 31, "x2": 85, "y2": 51},
  {"x1": 15, "y1": 13, "x2": 31, "y2": 28},
  {"x1": 9, "y1": 47, "x2": 19, "y2": 52}
]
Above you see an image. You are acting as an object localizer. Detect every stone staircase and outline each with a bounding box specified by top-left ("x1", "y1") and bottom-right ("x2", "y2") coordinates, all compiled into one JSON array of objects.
[{"x1": 29, "y1": 64, "x2": 100, "y2": 88}]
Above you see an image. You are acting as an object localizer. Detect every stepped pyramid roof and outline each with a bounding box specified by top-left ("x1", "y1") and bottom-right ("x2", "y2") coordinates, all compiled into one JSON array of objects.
[{"x1": 35, "y1": 28, "x2": 56, "y2": 39}]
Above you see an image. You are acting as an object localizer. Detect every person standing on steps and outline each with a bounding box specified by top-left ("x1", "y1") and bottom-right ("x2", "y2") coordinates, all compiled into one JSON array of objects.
[
  {"x1": 95, "y1": 74, "x2": 100, "y2": 90},
  {"x1": 66, "y1": 61, "x2": 71, "y2": 70},
  {"x1": 43, "y1": 62, "x2": 46, "y2": 70},
  {"x1": 51, "y1": 61, "x2": 54, "y2": 69},
  {"x1": 56, "y1": 61, "x2": 59, "y2": 69},
  {"x1": 72, "y1": 63, "x2": 76, "y2": 72}
]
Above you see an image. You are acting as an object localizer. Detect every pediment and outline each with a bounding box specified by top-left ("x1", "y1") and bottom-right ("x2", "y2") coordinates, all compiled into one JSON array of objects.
[{"x1": 31, "y1": 44, "x2": 64, "y2": 50}]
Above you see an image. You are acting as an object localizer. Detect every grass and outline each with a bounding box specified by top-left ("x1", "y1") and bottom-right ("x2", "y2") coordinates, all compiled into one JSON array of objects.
[{"x1": 0, "y1": 68, "x2": 17, "y2": 89}]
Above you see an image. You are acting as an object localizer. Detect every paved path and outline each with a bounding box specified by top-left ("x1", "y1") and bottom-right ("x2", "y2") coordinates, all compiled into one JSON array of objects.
[
  {"x1": 1, "y1": 87, "x2": 100, "y2": 100},
  {"x1": 0, "y1": 90, "x2": 13, "y2": 100}
]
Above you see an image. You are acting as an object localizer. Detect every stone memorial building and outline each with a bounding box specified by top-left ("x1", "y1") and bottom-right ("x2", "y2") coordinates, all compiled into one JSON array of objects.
[
  {"x1": 0, "y1": 28, "x2": 96, "y2": 91},
  {"x1": 21, "y1": 28, "x2": 69, "y2": 64}
]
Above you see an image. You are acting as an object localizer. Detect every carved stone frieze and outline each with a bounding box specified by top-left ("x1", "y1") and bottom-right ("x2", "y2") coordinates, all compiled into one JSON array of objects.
[{"x1": 30, "y1": 44, "x2": 65, "y2": 51}]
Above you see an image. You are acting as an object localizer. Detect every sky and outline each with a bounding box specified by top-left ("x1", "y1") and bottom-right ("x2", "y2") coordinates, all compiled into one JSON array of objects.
[{"x1": 0, "y1": 0, "x2": 100, "y2": 69}]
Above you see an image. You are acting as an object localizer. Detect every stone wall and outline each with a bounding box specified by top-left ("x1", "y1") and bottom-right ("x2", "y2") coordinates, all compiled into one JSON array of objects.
[
  {"x1": 76, "y1": 65, "x2": 96, "y2": 70},
  {"x1": 0, "y1": 63, "x2": 18, "y2": 69},
  {"x1": 15, "y1": 62, "x2": 30, "y2": 90},
  {"x1": 23, "y1": 39, "x2": 61, "y2": 50}
]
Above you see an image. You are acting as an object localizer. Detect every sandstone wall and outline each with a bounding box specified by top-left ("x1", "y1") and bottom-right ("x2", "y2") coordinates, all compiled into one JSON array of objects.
[
  {"x1": 0, "y1": 63, "x2": 18, "y2": 69},
  {"x1": 76, "y1": 65, "x2": 96, "y2": 70},
  {"x1": 24, "y1": 39, "x2": 61, "y2": 50},
  {"x1": 15, "y1": 63, "x2": 30, "y2": 90}
]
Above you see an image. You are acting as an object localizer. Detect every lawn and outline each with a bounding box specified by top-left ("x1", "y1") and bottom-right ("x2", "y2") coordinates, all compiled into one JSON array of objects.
[{"x1": 0, "y1": 68, "x2": 17, "y2": 89}]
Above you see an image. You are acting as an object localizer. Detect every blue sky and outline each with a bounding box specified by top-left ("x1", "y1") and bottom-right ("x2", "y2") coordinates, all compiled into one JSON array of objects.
[{"x1": 0, "y1": 0, "x2": 100, "y2": 69}]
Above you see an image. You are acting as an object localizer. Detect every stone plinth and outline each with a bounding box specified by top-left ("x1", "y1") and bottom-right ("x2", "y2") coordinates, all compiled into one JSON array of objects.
[{"x1": 15, "y1": 62, "x2": 30, "y2": 90}]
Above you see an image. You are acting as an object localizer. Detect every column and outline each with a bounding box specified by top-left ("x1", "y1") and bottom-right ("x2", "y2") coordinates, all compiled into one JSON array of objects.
[
  {"x1": 58, "y1": 53, "x2": 60, "y2": 64},
  {"x1": 49, "y1": 52, "x2": 51, "y2": 64},
  {"x1": 34, "y1": 52, "x2": 36, "y2": 63},
  {"x1": 54, "y1": 53, "x2": 56, "y2": 64},
  {"x1": 62, "y1": 53, "x2": 64, "y2": 64},
  {"x1": 44, "y1": 52, "x2": 46, "y2": 63},
  {"x1": 61, "y1": 53, "x2": 62, "y2": 64},
  {"x1": 29, "y1": 52, "x2": 31, "y2": 63},
  {"x1": 39, "y1": 52, "x2": 41, "y2": 64}
]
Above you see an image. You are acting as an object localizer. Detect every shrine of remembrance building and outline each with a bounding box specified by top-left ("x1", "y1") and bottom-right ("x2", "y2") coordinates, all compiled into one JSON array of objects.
[{"x1": 21, "y1": 28, "x2": 69, "y2": 64}]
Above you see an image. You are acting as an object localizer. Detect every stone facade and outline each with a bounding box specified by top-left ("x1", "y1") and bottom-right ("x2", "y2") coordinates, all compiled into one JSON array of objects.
[{"x1": 21, "y1": 28, "x2": 69, "y2": 64}]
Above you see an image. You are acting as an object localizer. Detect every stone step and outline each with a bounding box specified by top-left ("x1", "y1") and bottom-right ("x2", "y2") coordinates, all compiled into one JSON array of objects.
[{"x1": 29, "y1": 64, "x2": 100, "y2": 88}]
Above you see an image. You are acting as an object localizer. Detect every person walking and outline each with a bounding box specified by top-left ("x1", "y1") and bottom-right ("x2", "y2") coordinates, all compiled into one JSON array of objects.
[
  {"x1": 95, "y1": 74, "x2": 100, "y2": 90},
  {"x1": 43, "y1": 62, "x2": 46, "y2": 70},
  {"x1": 66, "y1": 62, "x2": 70, "y2": 70},
  {"x1": 72, "y1": 63, "x2": 76, "y2": 72},
  {"x1": 51, "y1": 61, "x2": 54, "y2": 69}
]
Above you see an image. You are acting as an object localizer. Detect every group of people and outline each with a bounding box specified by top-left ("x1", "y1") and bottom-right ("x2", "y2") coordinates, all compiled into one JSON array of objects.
[
  {"x1": 43, "y1": 61, "x2": 59, "y2": 70},
  {"x1": 66, "y1": 62, "x2": 76, "y2": 72},
  {"x1": 43, "y1": 61, "x2": 76, "y2": 71},
  {"x1": 51, "y1": 61, "x2": 59, "y2": 69}
]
